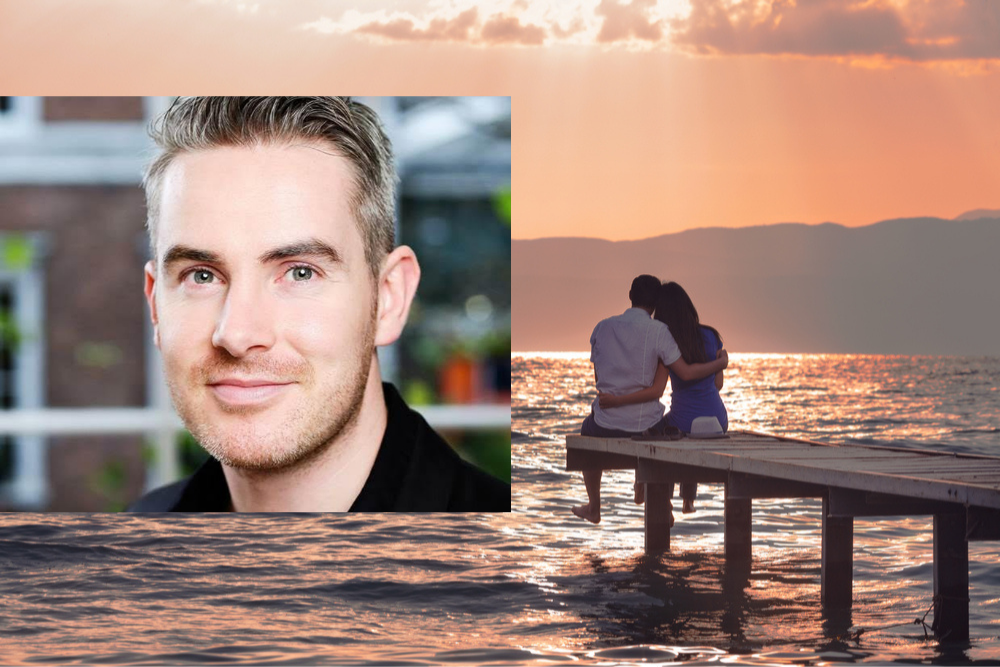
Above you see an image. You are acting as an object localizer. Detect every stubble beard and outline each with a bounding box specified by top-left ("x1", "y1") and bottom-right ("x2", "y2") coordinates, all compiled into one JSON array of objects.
[{"x1": 166, "y1": 305, "x2": 378, "y2": 475}]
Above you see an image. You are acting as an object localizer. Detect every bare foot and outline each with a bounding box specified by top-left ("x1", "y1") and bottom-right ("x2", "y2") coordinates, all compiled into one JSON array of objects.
[
  {"x1": 634, "y1": 483, "x2": 645, "y2": 505},
  {"x1": 682, "y1": 498, "x2": 695, "y2": 514},
  {"x1": 572, "y1": 504, "x2": 601, "y2": 524}
]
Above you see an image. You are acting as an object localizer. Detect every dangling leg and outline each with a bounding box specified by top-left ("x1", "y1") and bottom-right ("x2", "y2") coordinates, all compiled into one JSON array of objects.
[
  {"x1": 681, "y1": 482, "x2": 698, "y2": 514},
  {"x1": 634, "y1": 475, "x2": 646, "y2": 505},
  {"x1": 573, "y1": 469, "x2": 603, "y2": 524}
]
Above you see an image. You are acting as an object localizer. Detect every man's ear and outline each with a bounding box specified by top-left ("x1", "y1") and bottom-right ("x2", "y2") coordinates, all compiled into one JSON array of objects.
[
  {"x1": 374, "y1": 246, "x2": 420, "y2": 347},
  {"x1": 143, "y1": 260, "x2": 161, "y2": 348}
]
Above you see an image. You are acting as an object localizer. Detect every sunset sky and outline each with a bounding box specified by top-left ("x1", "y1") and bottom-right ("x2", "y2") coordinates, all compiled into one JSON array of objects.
[{"x1": 1, "y1": 0, "x2": 999, "y2": 240}]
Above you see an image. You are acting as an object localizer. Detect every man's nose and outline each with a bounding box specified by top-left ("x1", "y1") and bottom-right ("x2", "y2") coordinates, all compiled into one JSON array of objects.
[{"x1": 211, "y1": 283, "x2": 276, "y2": 357}]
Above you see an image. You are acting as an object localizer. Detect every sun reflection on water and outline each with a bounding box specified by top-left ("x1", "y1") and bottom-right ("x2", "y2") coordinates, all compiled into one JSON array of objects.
[{"x1": 512, "y1": 352, "x2": 1000, "y2": 663}]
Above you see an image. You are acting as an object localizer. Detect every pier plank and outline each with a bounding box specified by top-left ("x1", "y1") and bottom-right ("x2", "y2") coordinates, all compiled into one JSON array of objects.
[
  {"x1": 566, "y1": 430, "x2": 999, "y2": 641},
  {"x1": 566, "y1": 434, "x2": 1000, "y2": 509},
  {"x1": 828, "y1": 488, "x2": 963, "y2": 517},
  {"x1": 728, "y1": 472, "x2": 825, "y2": 499},
  {"x1": 772, "y1": 460, "x2": 988, "y2": 473},
  {"x1": 905, "y1": 472, "x2": 1000, "y2": 484},
  {"x1": 967, "y1": 508, "x2": 1000, "y2": 541},
  {"x1": 712, "y1": 451, "x2": 922, "y2": 461}
]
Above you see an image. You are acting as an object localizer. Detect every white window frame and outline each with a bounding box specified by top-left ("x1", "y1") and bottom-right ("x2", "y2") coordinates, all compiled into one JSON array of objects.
[
  {"x1": 0, "y1": 233, "x2": 48, "y2": 508},
  {"x1": 0, "y1": 96, "x2": 173, "y2": 184},
  {"x1": 0, "y1": 96, "x2": 43, "y2": 141}
]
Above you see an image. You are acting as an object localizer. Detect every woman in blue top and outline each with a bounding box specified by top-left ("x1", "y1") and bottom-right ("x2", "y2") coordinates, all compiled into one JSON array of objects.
[{"x1": 599, "y1": 282, "x2": 727, "y2": 513}]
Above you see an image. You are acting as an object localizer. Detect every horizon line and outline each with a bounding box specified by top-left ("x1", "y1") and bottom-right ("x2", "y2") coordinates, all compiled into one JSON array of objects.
[
  {"x1": 513, "y1": 210, "x2": 1000, "y2": 242},
  {"x1": 512, "y1": 351, "x2": 994, "y2": 358}
]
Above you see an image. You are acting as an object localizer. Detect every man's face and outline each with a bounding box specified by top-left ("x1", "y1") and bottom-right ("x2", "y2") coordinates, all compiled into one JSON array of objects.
[{"x1": 147, "y1": 143, "x2": 378, "y2": 472}]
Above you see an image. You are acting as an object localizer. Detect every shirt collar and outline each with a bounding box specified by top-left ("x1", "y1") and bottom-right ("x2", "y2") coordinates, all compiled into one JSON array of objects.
[
  {"x1": 623, "y1": 307, "x2": 652, "y2": 319},
  {"x1": 348, "y1": 383, "x2": 416, "y2": 511}
]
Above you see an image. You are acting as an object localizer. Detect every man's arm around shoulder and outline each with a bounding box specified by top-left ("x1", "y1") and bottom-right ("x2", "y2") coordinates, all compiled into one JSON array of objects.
[{"x1": 670, "y1": 348, "x2": 728, "y2": 382}]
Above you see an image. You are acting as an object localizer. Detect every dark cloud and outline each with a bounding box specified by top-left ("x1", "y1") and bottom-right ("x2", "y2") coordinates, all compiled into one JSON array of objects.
[
  {"x1": 481, "y1": 15, "x2": 547, "y2": 45},
  {"x1": 596, "y1": 0, "x2": 664, "y2": 43},
  {"x1": 671, "y1": 0, "x2": 1000, "y2": 62},
  {"x1": 939, "y1": 0, "x2": 1000, "y2": 60}
]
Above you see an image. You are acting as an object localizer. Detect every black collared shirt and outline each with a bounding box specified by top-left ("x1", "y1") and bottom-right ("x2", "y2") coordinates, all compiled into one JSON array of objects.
[{"x1": 126, "y1": 383, "x2": 510, "y2": 512}]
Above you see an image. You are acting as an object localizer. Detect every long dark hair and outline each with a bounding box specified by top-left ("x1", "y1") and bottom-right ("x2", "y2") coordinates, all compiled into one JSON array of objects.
[{"x1": 653, "y1": 282, "x2": 722, "y2": 364}]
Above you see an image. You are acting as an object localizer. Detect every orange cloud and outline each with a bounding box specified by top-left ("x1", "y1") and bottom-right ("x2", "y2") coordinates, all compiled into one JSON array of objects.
[
  {"x1": 671, "y1": 0, "x2": 1000, "y2": 64},
  {"x1": 356, "y1": 7, "x2": 479, "y2": 42},
  {"x1": 481, "y1": 14, "x2": 547, "y2": 45},
  {"x1": 596, "y1": 0, "x2": 664, "y2": 43},
  {"x1": 335, "y1": 6, "x2": 549, "y2": 47},
  {"x1": 300, "y1": 2, "x2": 667, "y2": 48},
  {"x1": 550, "y1": 16, "x2": 587, "y2": 39},
  {"x1": 295, "y1": 0, "x2": 999, "y2": 65}
]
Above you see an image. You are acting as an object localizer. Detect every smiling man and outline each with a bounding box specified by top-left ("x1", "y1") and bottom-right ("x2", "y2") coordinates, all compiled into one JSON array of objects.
[{"x1": 127, "y1": 97, "x2": 510, "y2": 512}]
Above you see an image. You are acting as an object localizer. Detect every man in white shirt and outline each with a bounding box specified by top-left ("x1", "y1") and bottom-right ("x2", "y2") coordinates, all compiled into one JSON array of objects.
[{"x1": 572, "y1": 275, "x2": 728, "y2": 524}]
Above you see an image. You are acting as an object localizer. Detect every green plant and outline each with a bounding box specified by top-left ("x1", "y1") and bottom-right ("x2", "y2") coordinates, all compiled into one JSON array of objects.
[
  {"x1": 141, "y1": 431, "x2": 211, "y2": 479},
  {"x1": 90, "y1": 458, "x2": 129, "y2": 512},
  {"x1": 403, "y1": 379, "x2": 436, "y2": 406},
  {"x1": 493, "y1": 188, "x2": 511, "y2": 227},
  {"x1": 178, "y1": 431, "x2": 211, "y2": 476},
  {"x1": 0, "y1": 312, "x2": 22, "y2": 350},
  {"x1": 482, "y1": 331, "x2": 511, "y2": 357},
  {"x1": 454, "y1": 430, "x2": 511, "y2": 484},
  {"x1": 0, "y1": 235, "x2": 34, "y2": 271}
]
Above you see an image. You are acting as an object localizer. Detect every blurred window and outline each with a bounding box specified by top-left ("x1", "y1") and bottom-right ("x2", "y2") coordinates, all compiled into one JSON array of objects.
[
  {"x1": 395, "y1": 96, "x2": 511, "y2": 411},
  {"x1": 0, "y1": 235, "x2": 46, "y2": 507},
  {"x1": 0, "y1": 96, "x2": 42, "y2": 142},
  {"x1": 0, "y1": 282, "x2": 17, "y2": 483}
]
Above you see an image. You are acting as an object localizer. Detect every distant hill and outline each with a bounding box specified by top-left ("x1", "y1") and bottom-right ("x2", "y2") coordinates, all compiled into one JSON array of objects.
[
  {"x1": 513, "y1": 217, "x2": 1000, "y2": 354},
  {"x1": 954, "y1": 209, "x2": 1000, "y2": 221}
]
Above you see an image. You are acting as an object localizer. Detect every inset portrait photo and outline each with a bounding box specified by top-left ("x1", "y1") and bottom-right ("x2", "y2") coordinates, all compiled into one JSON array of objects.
[{"x1": 0, "y1": 96, "x2": 511, "y2": 512}]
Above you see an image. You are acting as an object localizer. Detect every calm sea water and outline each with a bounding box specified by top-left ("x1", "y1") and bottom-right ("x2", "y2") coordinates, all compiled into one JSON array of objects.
[
  {"x1": 1, "y1": 353, "x2": 998, "y2": 665},
  {"x1": 512, "y1": 353, "x2": 1000, "y2": 665}
]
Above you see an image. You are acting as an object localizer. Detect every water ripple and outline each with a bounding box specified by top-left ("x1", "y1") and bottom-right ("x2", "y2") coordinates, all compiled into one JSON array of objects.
[{"x1": 1, "y1": 355, "x2": 998, "y2": 665}]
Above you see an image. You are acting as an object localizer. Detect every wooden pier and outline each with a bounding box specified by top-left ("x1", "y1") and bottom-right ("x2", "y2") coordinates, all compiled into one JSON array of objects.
[{"x1": 566, "y1": 431, "x2": 1000, "y2": 642}]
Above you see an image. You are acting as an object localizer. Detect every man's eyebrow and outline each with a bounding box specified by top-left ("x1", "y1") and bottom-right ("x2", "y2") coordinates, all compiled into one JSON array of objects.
[
  {"x1": 159, "y1": 239, "x2": 343, "y2": 271},
  {"x1": 162, "y1": 245, "x2": 221, "y2": 269},
  {"x1": 258, "y1": 238, "x2": 343, "y2": 265}
]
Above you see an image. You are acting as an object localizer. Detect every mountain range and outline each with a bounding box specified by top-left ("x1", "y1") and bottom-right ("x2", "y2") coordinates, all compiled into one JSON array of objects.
[{"x1": 513, "y1": 213, "x2": 1000, "y2": 354}]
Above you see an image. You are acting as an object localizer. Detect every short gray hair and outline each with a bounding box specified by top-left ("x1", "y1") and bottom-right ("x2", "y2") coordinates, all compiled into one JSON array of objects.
[{"x1": 143, "y1": 97, "x2": 396, "y2": 280}]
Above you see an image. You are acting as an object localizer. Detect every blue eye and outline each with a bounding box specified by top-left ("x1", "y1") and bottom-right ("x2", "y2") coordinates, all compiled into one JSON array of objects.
[
  {"x1": 290, "y1": 266, "x2": 314, "y2": 281},
  {"x1": 192, "y1": 270, "x2": 215, "y2": 284}
]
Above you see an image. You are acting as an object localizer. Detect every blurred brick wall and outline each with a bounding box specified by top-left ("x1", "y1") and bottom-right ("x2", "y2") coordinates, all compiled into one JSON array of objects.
[
  {"x1": 0, "y1": 185, "x2": 150, "y2": 510},
  {"x1": 43, "y1": 97, "x2": 145, "y2": 122},
  {"x1": 49, "y1": 436, "x2": 148, "y2": 512}
]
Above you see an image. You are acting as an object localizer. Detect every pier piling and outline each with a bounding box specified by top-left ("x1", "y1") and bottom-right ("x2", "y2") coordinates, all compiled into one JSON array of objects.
[
  {"x1": 821, "y1": 495, "x2": 854, "y2": 607},
  {"x1": 644, "y1": 482, "x2": 673, "y2": 553},
  {"x1": 724, "y1": 483, "x2": 752, "y2": 565},
  {"x1": 933, "y1": 512, "x2": 970, "y2": 641},
  {"x1": 567, "y1": 431, "x2": 1000, "y2": 642}
]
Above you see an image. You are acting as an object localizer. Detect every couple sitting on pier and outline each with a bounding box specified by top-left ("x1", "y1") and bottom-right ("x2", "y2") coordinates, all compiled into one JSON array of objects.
[{"x1": 573, "y1": 275, "x2": 729, "y2": 525}]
